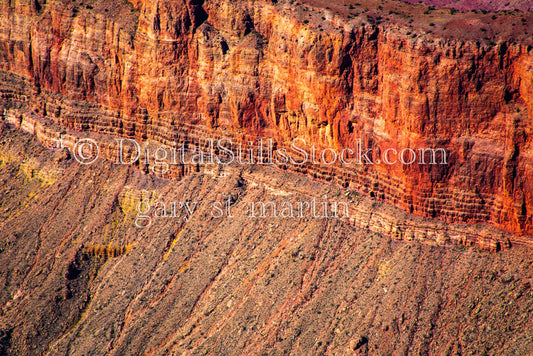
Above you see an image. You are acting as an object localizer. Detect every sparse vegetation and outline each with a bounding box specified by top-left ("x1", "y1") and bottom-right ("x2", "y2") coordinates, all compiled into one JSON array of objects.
[{"x1": 83, "y1": 243, "x2": 135, "y2": 260}]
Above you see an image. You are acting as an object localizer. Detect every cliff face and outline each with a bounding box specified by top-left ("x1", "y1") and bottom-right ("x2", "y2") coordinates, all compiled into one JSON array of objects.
[{"x1": 0, "y1": 0, "x2": 532, "y2": 236}]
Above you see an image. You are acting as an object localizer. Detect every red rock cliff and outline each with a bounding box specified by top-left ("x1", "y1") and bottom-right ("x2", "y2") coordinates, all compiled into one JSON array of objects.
[{"x1": 0, "y1": 0, "x2": 532, "y2": 236}]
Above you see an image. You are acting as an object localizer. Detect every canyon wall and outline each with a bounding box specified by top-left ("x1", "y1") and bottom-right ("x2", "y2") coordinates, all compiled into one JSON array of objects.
[{"x1": 0, "y1": 0, "x2": 532, "y2": 236}]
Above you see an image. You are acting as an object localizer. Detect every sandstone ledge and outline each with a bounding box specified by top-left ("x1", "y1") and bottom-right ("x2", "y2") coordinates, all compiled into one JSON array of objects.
[{"x1": 3, "y1": 109, "x2": 530, "y2": 252}]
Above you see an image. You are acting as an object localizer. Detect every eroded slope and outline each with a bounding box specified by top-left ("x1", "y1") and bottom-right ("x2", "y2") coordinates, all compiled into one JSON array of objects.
[{"x1": 1, "y1": 126, "x2": 533, "y2": 355}]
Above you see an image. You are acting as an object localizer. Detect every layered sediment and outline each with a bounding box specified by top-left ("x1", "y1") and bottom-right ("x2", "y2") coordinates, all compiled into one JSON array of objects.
[
  {"x1": 2, "y1": 111, "x2": 529, "y2": 252},
  {"x1": 1, "y1": 126, "x2": 533, "y2": 355},
  {"x1": 0, "y1": 0, "x2": 532, "y2": 237}
]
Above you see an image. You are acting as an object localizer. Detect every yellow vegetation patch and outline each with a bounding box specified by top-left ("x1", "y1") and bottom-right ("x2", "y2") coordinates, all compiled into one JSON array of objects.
[
  {"x1": 178, "y1": 261, "x2": 190, "y2": 273},
  {"x1": 36, "y1": 167, "x2": 62, "y2": 186},
  {"x1": 84, "y1": 242, "x2": 136, "y2": 260},
  {"x1": 0, "y1": 149, "x2": 19, "y2": 166},
  {"x1": 163, "y1": 230, "x2": 183, "y2": 261},
  {"x1": 19, "y1": 158, "x2": 40, "y2": 181},
  {"x1": 377, "y1": 261, "x2": 392, "y2": 278},
  {"x1": 14, "y1": 156, "x2": 61, "y2": 186},
  {"x1": 119, "y1": 188, "x2": 157, "y2": 217}
]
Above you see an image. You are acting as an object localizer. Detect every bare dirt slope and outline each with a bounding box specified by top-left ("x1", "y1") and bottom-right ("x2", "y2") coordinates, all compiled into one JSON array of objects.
[
  {"x1": 401, "y1": 0, "x2": 533, "y2": 12},
  {"x1": 1, "y1": 126, "x2": 533, "y2": 355}
]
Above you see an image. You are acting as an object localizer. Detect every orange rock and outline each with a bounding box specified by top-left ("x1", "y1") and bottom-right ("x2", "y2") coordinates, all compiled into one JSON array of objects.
[{"x1": 0, "y1": 0, "x2": 531, "y2": 235}]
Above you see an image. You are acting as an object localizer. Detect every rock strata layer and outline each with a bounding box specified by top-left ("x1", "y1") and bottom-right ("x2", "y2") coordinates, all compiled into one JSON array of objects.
[{"x1": 0, "y1": 0, "x2": 532, "y2": 236}]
